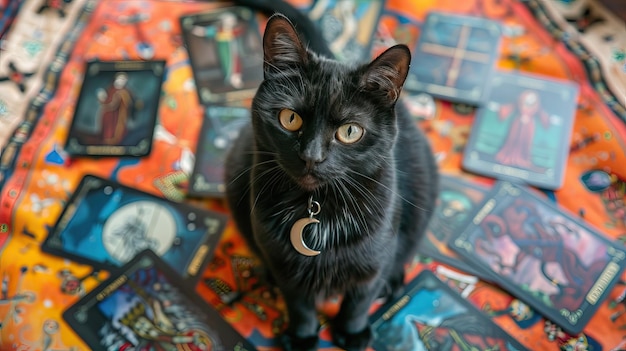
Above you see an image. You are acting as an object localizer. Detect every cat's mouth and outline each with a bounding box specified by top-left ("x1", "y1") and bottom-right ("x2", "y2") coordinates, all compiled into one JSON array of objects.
[{"x1": 297, "y1": 174, "x2": 322, "y2": 191}]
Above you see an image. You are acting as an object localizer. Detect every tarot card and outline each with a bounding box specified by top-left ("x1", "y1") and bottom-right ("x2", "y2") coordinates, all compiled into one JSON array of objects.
[
  {"x1": 42, "y1": 175, "x2": 227, "y2": 283},
  {"x1": 452, "y1": 181, "x2": 626, "y2": 334},
  {"x1": 65, "y1": 60, "x2": 165, "y2": 157},
  {"x1": 188, "y1": 104, "x2": 250, "y2": 198},
  {"x1": 370, "y1": 270, "x2": 528, "y2": 351},
  {"x1": 462, "y1": 71, "x2": 579, "y2": 190},
  {"x1": 417, "y1": 174, "x2": 490, "y2": 277},
  {"x1": 306, "y1": 0, "x2": 385, "y2": 63},
  {"x1": 404, "y1": 12, "x2": 502, "y2": 105},
  {"x1": 180, "y1": 7, "x2": 263, "y2": 105},
  {"x1": 64, "y1": 250, "x2": 255, "y2": 351}
]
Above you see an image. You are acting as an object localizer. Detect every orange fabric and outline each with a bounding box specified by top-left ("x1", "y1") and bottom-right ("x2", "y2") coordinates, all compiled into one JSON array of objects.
[{"x1": 0, "y1": 0, "x2": 625, "y2": 350}]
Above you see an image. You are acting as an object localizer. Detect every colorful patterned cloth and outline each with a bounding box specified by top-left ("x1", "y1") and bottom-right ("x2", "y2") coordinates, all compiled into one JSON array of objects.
[{"x1": 0, "y1": 0, "x2": 625, "y2": 350}]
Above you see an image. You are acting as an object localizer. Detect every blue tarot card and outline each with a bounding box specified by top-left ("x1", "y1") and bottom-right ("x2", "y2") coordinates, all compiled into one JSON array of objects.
[
  {"x1": 370, "y1": 270, "x2": 528, "y2": 351},
  {"x1": 42, "y1": 175, "x2": 227, "y2": 284}
]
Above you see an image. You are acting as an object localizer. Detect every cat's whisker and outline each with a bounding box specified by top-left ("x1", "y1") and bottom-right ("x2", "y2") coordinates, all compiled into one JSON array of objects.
[
  {"x1": 333, "y1": 178, "x2": 370, "y2": 240},
  {"x1": 352, "y1": 170, "x2": 431, "y2": 213},
  {"x1": 249, "y1": 164, "x2": 285, "y2": 214}
]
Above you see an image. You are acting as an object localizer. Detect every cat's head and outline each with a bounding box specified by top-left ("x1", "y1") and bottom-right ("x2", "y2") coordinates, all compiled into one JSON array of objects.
[{"x1": 251, "y1": 14, "x2": 410, "y2": 192}]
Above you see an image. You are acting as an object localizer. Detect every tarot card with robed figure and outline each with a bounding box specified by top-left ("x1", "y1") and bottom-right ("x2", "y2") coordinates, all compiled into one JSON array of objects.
[
  {"x1": 417, "y1": 174, "x2": 491, "y2": 277},
  {"x1": 452, "y1": 181, "x2": 626, "y2": 335},
  {"x1": 188, "y1": 104, "x2": 250, "y2": 198},
  {"x1": 65, "y1": 60, "x2": 165, "y2": 157},
  {"x1": 180, "y1": 7, "x2": 263, "y2": 105},
  {"x1": 305, "y1": 0, "x2": 385, "y2": 63},
  {"x1": 41, "y1": 175, "x2": 227, "y2": 284},
  {"x1": 404, "y1": 12, "x2": 502, "y2": 105},
  {"x1": 63, "y1": 250, "x2": 255, "y2": 351},
  {"x1": 462, "y1": 71, "x2": 579, "y2": 190},
  {"x1": 370, "y1": 270, "x2": 528, "y2": 351}
]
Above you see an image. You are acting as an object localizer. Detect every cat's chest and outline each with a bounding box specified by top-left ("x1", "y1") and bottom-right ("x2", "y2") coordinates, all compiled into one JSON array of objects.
[{"x1": 257, "y1": 203, "x2": 393, "y2": 291}]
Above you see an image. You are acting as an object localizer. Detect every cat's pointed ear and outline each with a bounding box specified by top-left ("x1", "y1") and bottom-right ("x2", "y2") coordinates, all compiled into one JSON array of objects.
[
  {"x1": 360, "y1": 44, "x2": 411, "y2": 105},
  {"x1": 263, "y1": 14, "x2": 308, "y2": 77}
]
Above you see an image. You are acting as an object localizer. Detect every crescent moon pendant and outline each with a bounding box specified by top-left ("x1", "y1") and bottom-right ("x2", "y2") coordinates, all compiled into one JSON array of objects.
[{"x1": 290, "y1": 217, "x2": 321, "y2": 256}]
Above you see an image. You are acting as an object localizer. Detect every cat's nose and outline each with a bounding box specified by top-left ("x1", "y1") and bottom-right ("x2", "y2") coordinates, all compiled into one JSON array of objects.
[
  {"x1": 300, "y1": 151, "x2": 326, "y2": 170},
  {"x1": 300, "y1": 139, "x2": 326, "y2": 170}
]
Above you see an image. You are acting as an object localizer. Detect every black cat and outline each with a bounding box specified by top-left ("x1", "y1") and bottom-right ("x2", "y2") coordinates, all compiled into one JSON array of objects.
[{"x1": 225, "y1": 4, "x2": 438, "y2": 350}]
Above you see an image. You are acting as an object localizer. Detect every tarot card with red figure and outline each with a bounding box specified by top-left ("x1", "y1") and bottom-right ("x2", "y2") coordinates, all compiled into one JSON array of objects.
[
  {"x1": 404, "y1": 12, "x2": 502, "y2": 105},
  {"x1": 452, "y1": 181, "x2": 626, "y2": 335},
  {"x1": 462, "y1": 71, "x2": 579, "y2": 190},
  {"x1": 65, "y1": 60, "x2": 165, "y2": 157},
  {"x1": 417, "y1": 173, "x2": 491, "y2": 277},
  {"x1": 370, "y1": 270, "x2": 528, "y2": 351},
  {"x1": 180, "y1": 7, "x2": 263, "y2": 105}
]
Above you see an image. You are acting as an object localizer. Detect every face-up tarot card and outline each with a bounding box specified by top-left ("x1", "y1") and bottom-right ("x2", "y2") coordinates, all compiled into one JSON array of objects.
[
  {"x1": 188, "y1": 104, "x2": 250, "y2": 198},
  {"x1": 180, "y1": 7, "x2": 263, "y2": 105},
  {"x1": 404, "y1": 12, "x2": 502, "y2": 105},
  {"x1": 370, "y1": 270, "x2": 528, "y2": 351},
  {"x1": 63, "y1": 250, "x2": 255, "y2": 351},
  {"x1": 306, "y1": 0, "x2": 385, "y2": 63},
  {"x1": 42, "y1": 175, "x2": 227, "y2": 284},
  {"x1": 462, "y1": 71, "x2": 579, "y2": 190},
  {"x1": 65, "y1": 60, "x2": 165, "y2": 157},
  {"x1": 417, "y1": 174, "x2": 490, "y2": 277},
  {"x1": 452, "y1": 181, "x2": 626, "y2": 334}
]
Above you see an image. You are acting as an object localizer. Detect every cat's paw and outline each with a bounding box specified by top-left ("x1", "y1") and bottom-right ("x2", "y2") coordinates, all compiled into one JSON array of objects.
[
  {"x1": 279, "y1": 332, "x2": 319, "y2": 351},
  {"x1": 377, "y1": 275, "x2": 406, "y2": 303},
  {"x1": 331, "y1": 325, "x2": 372, "y2": 351}
]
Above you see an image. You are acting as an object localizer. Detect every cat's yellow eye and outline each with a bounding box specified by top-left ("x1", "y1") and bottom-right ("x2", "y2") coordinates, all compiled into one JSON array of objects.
[
  {"x1": 279, "y1": 109, "x2": 303, "y2": 132},
  {"x1": 336, "y1": 123, "x2": 364, "y2": 144}
]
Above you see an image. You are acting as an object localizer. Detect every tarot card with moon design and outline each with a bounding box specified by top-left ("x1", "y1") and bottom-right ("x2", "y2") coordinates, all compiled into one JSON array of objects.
[
  {"x1": 41, "y1": 175, "x2": 227, "y2": 284},
  {"x1": 180, "y1": 7, "x2": 263, "y2": 105},
  {"x1": 417, "y1": 173, "x2": 490, "y2": 277},
  {"x1": 452, "y1": 181, "x2": 626, "y2": 334},
  {"x1": 462, "y1": 71, "x2": 579, "y2": 190},
  {"x1": 64, "y1": 250, "x2": 255, "y2": 351},
  {"x1": 370, "y1": 270, "x2": 528, "y2": 351}
]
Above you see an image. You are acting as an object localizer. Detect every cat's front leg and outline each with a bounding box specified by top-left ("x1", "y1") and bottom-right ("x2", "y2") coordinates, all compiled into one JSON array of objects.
[
  {"x1": 279, "y1": 288, "x2": 320, "y2": 351},
  {"x1": 331, "y1": 279, "x2": 384, "y2": 351}
]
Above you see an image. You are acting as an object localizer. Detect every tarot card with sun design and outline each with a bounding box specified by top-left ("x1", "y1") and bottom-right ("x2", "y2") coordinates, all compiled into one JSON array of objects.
[
  {"x1": 41, "y1": 175, "x2": 227, "y2": 284},
  {"x1": 404, "y1": 12, "x2": 502, "y2": 105},
  {"x1": 452, "y1": 181, "x2": 626, "y2": 335},
  {"x1": 64, "y1": 250, "x2": 255, "y2": 351},
  {"x1": 370, "y1": 270, "x2": 528, "y2": 351}
]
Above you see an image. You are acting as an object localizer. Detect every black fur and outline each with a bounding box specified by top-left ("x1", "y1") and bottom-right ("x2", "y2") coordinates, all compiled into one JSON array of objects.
[{"x1": 224, "y1": 8, "x2": 438, "y2": 351}]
